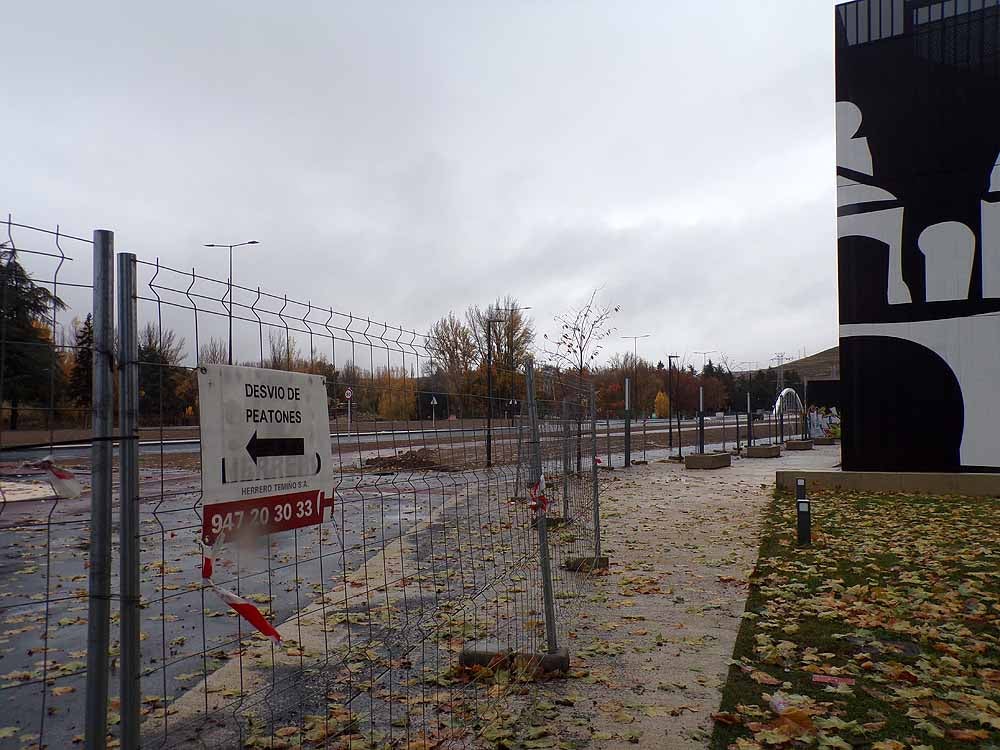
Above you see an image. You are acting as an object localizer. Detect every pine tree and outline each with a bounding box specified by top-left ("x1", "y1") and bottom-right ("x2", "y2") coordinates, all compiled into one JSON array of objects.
[
  {"x1": 1, "y1": 245, "x2": 66, "y2": 429},
  {"x1": 68, "y1": 314, "x2": 93, "y2": 407}
]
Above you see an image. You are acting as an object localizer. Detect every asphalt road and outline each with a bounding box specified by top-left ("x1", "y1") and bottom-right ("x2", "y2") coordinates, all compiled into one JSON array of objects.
[
  {"x1": 0, "y1": 416, "x2": 781, "y2": 464},
  {"x1": 0, "y1": 469, "x2": 441, "y2": 748}
]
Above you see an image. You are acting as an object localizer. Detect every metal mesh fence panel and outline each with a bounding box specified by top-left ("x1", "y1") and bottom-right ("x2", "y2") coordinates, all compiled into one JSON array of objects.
[
  {"x1": 0, "y1": 217, "x2": 103, "y2": 748},
  {"x1": 116, "y1": 256, "x2": 603, "y2": 749},
  {"x1": 0, "y1": 221, "x2": 606, "y2": 748}
]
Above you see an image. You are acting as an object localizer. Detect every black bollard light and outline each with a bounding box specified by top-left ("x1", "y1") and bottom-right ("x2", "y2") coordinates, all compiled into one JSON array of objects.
[{"x1": 796, "y1": 478, "x2": 811, "y2": 546}]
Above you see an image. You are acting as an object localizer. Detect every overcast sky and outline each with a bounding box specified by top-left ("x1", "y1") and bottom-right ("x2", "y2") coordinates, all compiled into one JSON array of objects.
[{"x1": 4, "y1": 1, "x2": 838, "y2": 371}]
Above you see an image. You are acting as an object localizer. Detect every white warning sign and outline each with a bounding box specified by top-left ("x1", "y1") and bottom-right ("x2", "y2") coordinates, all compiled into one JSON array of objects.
[{"x1": 197, "y1": 364, "x2": 334, "y2": 543}]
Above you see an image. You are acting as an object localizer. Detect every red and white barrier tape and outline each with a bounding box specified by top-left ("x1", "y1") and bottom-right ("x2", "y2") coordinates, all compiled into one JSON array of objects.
[
  {"x1": 529, "y1": 473, "x2": 549, "y2": 513},
  {"x1": 201, "y1": 539, "x2": 282, "y2": 644},
  {"x1": 35, "y1": 457, "x2": 83, "y2": 499}
]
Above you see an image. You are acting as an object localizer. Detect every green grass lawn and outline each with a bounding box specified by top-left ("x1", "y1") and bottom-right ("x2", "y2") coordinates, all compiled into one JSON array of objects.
[{"x1": 711, "y1": 488, "x2": 999, "y2": 750}]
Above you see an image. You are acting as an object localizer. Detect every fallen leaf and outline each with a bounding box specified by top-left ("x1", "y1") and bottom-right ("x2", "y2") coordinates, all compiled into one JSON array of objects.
[
  {"x1": 711, "y1": 712, "x2": 741, "y2": 726},
  {"x1": 945, "y1": 728, "x2": 990, "y2": 742},
  {"x1": 750, "y1": 670, "x2": 782, "y2": 686}
]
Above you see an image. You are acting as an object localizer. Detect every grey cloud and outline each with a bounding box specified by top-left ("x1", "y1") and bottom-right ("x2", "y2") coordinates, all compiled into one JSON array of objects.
[{"x1": 4, "y1": 0, "x2": 842, "y2": 368}]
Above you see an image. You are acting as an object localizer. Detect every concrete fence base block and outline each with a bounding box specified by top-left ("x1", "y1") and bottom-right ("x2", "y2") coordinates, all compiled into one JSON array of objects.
[
  {"x1": 532, "y1": 515, "x2": 567, "y2": 530},
  {"x1": 746, "y1": 445, "x2": 781, "y2": 459},
  {"x1": 684, "y1": 452, "x2": 732, "y2": 470},
  {"x1": 459, "y1": 647, "x2": 570, "y2": 674},
  {"x1": 563, "y1": 556, "x2": 610, "y2": 572},
  {"x1": 631, "y1": 460, "x2": 649, "y2": 466},
  {"x1": 813, "y1": 436, "x2": 836, "y2": 446},
  {"x1": 785, "y1": 440, "x2": 814, "y2": 451}
]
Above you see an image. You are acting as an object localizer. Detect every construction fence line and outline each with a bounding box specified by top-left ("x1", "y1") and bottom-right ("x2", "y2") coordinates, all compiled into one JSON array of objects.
[{"x1": 0, "y1": 217, "x2": 606, "y2": 750}]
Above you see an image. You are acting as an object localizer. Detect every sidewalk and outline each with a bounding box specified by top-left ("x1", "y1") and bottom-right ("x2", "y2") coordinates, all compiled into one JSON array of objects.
[{"x1": 504, "y1": 445, "x2": 840, "y2": 749}]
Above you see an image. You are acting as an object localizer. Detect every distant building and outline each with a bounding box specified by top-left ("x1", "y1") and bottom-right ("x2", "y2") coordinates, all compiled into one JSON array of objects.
[{"x1": 781, "y1": 347, "x2": 840, "y2": 411}]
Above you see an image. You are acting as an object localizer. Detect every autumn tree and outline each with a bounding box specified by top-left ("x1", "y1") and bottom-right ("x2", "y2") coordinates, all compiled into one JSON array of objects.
[
  {"x1": 466, "y1": 296, "x2": 534, "y2": 417},
  {"x1": 376, "y1": 368, "x2": 416, "y2": 421},
  {"x1": 605, "y1": 352, "x2": 660, "y2": 417},
  {"x1": 654, "y1": 391, "x2": 670, "y2": 419},
  {"x1": 466, "y1": 296, "x2": 534, "y2": 372},
  {"x1": 701, "y1": 375, "x2": 728, "y2": 412},
  {"x1": 0, "y1": 244, "x2": 66, "y2": 429},
  {"x1": 426, "y1": 312, "x2": 478, "y2": 415}
]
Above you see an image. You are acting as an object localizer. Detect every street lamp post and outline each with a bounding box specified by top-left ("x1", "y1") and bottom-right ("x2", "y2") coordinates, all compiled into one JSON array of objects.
[
  {"x1": 621, "y1": 334, "x2": 650, "y2": 416},
  {"x1": 486, "y1": 318, "x2": 501, "y2": 467},
  {"x1": 620, "y1": 335, "x2": 649, "y2": 469},
  {"x1": 204, "y1": 240, "x2": 259, "y2": 365},
  {"x1": 667, "y1": 354, "x2": 679, "y2": 458},
  {"x1": 743, "y1": 362, "x2": 756, "y2": 446},
  {"x1": 733, "y1": 361, "x2": 752, "y2": 451}
]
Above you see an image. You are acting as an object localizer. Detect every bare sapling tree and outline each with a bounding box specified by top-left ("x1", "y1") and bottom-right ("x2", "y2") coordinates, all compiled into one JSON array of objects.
[
  {"x1": 544, "y1": 289, "x2": 620, "y2": 470},
  {"x1": 199, "y1": 337, "x2": 228, "y2": 365}
]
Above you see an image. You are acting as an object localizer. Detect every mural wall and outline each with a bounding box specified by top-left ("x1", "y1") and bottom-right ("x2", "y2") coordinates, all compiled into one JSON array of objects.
[{"x1": 836, "y1": 0, "x2": 1000, "y2": 471}]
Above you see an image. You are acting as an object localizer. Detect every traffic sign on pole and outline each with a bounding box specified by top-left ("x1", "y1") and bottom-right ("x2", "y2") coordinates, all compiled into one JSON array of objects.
[{"x1": 197, "y1": 365, "x2": 334, "y2": 544}]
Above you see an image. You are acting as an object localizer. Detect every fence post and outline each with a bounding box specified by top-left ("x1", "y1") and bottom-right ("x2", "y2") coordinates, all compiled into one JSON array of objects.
[
  {"x1": 642, "y1": 418, "x2": 647, "y2": 462},
  {"x1": 85, "y1": 230, "x2": 114, "y2": 750},
  {"x1": 561, "y1": 398, "x2": 570, "y2": 520},
  {"x1": 117, "y1": 252, "x2": 141, "y2": 749},
  {"x1": 676, "y1": 406, "x2": 683, "y2": 460},
  {"x1": 606, "y1": 416, "x2": 611, "y2": 468},
  {"x1": 515, "y1": 397, "x2": 524, "y2": 492},
  {"x1": 566, "y1": 384, "x2": 610, "y2": 572},
  {"x1": 624, "y1": 377, "x2": 631, "y2": 467},
  {"x1": 698, "y1": 386, "x2": 705, "y2": 454},
  {"x1": 591, "y1": 386, "x2": 602, "y2": 561},
  {"x1": 525, "y1": 363, "x2": 559, "y2": 656}
]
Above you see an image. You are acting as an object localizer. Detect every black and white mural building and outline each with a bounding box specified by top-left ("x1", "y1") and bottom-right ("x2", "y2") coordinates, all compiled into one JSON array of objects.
[{"x1": 836, "y1": 0, "x2": 1000, "y2": 472}]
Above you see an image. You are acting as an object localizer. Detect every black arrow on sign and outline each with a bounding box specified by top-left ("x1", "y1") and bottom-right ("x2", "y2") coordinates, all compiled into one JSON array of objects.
[{"x1": 246, "y1": 431, "x2": 305, "y2": 464}]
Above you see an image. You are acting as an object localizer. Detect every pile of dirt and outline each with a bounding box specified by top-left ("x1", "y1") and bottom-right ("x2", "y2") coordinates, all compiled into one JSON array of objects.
[{"x1": 365, "y1": 448, "x2": 449, "y2": 472}]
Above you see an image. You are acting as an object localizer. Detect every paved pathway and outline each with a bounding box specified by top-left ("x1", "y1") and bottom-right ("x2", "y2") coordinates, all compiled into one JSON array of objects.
[{"x1": 517, "y1": 445, "x2": 840, "y2": 748}]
